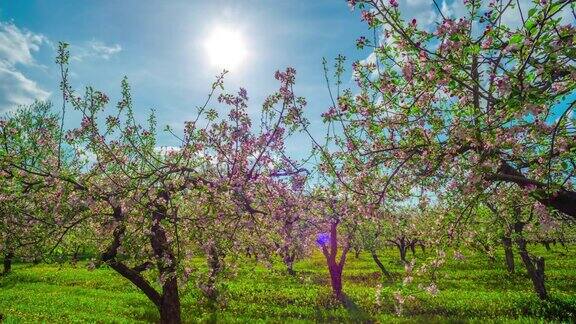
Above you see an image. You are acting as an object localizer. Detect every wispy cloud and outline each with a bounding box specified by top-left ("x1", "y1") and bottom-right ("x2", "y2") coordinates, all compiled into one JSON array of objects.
[
  {"x1": 0, "y1": 21, "x2": 50, "y2": 112},
  {"x1": 71, "y1": 40, "x2": 122, "y2": 61}
]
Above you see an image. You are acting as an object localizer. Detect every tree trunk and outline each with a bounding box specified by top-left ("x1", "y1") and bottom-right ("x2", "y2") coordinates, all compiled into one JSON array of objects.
[
  {"x1": 320, "y1": 221, "x2": 349, "y2": 301},
  {"x1": 502, "y1": 236, "x2": 515, "y2": 274},
  {"x1": 202, "y1": 241, "x2": 223, "y2": 306},
  {"x1": 371, "y1": 251, "x2": 392, "y2": 281},
  {"x1": 328, "y1": 262, "x2": 343, "y2": 299},
  {"x1": 151, "y1": 205, "x2": 182, "y2": 324},
  {"x1": 409, "y1": 241, "x2": 416, "y2": 256},
  {"x1": 286, "y1": 264, "x2": 296, "y2": 276},
  {"x1": 284, "y1": 253, "x2": 296, "y2": 276},
  {"x1": 71, "y1": 246, "x2": 80, "y2": 267},
  {"x1": 101, "y1": 204, "x2": 182, "y2": 324},
  {"x1": 3, "y1": 252, "x2": 14, "y2": 275},
  {"x1": 159, "y1": 277, "x2": 181, "y2": 324},
  {"x1": 104, "y1": 233, "x2": 165, "y2": 319},
  {"x1": 515, "y1": 223, "x2": 547, "y2": 300},
  {"x1": 397, "y1": 239, "x2": 407, "y2": 263}
]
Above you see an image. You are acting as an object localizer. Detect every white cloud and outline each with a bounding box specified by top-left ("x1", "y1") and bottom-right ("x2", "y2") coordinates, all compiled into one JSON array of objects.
[
  {"x1": 155, "y1": 146, "x2": 182, "y2": 156},
  {"x1": 397, "y1": 0, "x2": 439, "y2": 29},
  {"x1": 440, "y1": 0, "x2": 467, "y2": 20},
  {"x1": 71, "y1": 40, "x2": 122, "y2": 61},
  {"x1": 89, "y1": 41, "x2": 122, "y2": 59},
  {"x1": 0, "y1": 19, "x2": 122, "y2": 112},
  {"x1": 0, "y1": 21, "x2": 48, "y2": 66},
  {"x1": 0, "y1": 21, "x2": 50, "y2": 112},
  {"x1": 0, "y1": 62, "x2": 50, "y2": 110}
]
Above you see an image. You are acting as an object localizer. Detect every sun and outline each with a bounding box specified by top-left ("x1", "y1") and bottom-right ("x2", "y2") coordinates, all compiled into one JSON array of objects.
[{"x1": 204, "y1": 26, "x2": 248, "y2": 71}]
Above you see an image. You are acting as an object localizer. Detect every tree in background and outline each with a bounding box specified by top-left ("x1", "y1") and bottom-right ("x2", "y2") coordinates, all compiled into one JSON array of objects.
[{"x1": 0, "y1": 102, "x2": 88, "y2": 274}]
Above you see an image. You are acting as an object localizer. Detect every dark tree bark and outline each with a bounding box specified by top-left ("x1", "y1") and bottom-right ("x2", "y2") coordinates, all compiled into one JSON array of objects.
[
  {"x1": 102, "y1": 203, "x2": 182, "y2": 324},
  {"x1": 489, "y1": 161, "x2": 576, "y2": 218},
  {"x1": 514, "y1": 221, "x2": 547, "y2": 300},
  {"x1": 71, "y1": 246, "x2": 80, "y2": 267},
  {"x1": 150, "y1": 204, "x2": 181, "y2": 324},
  {"x1": 159, "y1": 277, "x2": 181, "y2": 324},
  {"x1": 502, "y1": 236, "x2": 515, "y2": 274},
  {"x1": 2, "y1": 251, "x2": 14, "y2": 275},
  {"x1": 371, "y1": 250, "x2": 392, "y2": 281},
  {"x1": 409, "y1": 241, "x2": 416, "y2": 256},
  {"x1": 275, "y1": 241, "x2": 297, "y2": 276},
  {"x1": 107, "y1": 260, "x2": 162, "y2": 308},
  {"x1": 394, "y1": 237, "x2": 408, "y2": 263},
  {"x1": 284, "y1": 252, "x2": 296, "y2": 276}
]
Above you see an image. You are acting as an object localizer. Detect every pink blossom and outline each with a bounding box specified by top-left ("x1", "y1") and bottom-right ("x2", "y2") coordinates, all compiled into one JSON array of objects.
[
  {"x1": 402, "y1": 61, "x2": 414, "y2": 81},
  {"x1": 361, "y1": 10, "x2": 375, "y2": 25}
]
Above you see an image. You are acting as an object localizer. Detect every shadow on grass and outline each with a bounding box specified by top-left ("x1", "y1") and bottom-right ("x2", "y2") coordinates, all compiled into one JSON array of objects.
[
  {"x1": 341, "y1": 294, "x2": 374, "y2": 323},
  {"x1": 126, "y1": 299, "x2": 159, "y2": 323},
  {"x1": 0, "y1": 272, "x2": 24, "y2": 289}
]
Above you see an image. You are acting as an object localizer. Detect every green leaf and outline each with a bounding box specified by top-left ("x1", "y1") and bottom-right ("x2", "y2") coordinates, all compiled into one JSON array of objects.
[
  {"x1": 525, "y1": 18, "x2": 536, "y2": 32},
  {"x1": 509, "y1": 34, "x2": 523, "y2": 44},
  {"x1": 550, "y1": 3, "x2": 563, "y2": 15},
  {"x1": 469, "y1": 44, "x2": 481, "y2": 55}
]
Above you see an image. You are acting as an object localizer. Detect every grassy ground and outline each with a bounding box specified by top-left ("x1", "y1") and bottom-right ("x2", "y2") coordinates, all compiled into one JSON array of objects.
[{"x1": 0, "y1": 245, "x2": 575, "y2": 323}]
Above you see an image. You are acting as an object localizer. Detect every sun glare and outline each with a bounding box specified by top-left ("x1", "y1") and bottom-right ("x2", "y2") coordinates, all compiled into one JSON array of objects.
[{"x1": 204, "y1": 26, "x2": 248, "y2": 71}]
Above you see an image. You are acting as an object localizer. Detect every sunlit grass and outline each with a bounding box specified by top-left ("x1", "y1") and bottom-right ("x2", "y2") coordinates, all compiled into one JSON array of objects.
[{"x1": 1, "y1": 245, "x2": 575, "y2": 323}]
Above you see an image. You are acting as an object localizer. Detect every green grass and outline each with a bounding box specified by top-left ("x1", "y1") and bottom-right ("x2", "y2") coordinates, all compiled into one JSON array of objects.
[{"x1": 1, "y1": 245, "x2": 575, "y2": 323}]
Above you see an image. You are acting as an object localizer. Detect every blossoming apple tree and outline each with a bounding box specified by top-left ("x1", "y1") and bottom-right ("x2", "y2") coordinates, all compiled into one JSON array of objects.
[
  {"x1": 0, "y1": 42, "x2": 307, "y2": 323},
  {"x1": 341, "y1": 0, "x2": 576, "y2": 217}
]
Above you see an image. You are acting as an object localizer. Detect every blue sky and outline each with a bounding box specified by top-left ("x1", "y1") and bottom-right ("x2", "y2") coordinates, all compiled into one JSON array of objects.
[
  {"x1": 0, "y1": 0, "x2": 375, "y2": 154},
  {"x1": 2, "y1": 0, "x2": 556, "y2": 158}
]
